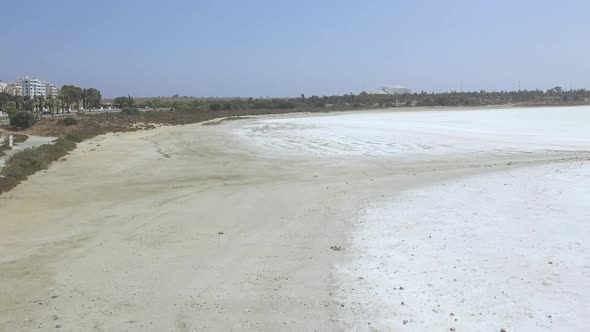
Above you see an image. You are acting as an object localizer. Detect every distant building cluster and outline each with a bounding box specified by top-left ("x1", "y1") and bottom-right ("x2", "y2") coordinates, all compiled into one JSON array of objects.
[
  {"x1": 364, "y1": 85, "x2": 412, "y2": 95},
  {"x1": 0, "y1": 77, "x2": 59, "y2": 98}
]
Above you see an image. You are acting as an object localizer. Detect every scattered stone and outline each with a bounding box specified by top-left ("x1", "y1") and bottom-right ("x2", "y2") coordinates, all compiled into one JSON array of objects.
[
  {"x1": 218, "y1": 232, "x2": 224, "y2": 235},
  {"x1": 450, "y1": 313, "x2": 455, "y2": 316},
  {"x1": 500, "y1": 329, "x2": 507, "y2": 332},
  {"x1": 507, "y1": 161, "x2": 512, "y2": 166},
  {"x1": 401, "y1": 301, "x2": 405, "y2": 305},
  {"x1": 399, "y1": 286, "x2": 404, "y2": 290},
  {"x1": 55, "y1": 325, "x2": 62, "y2": 329},
  {"x1": 403, "y1": 320, "x2": 408, "y2": 325},
  {"x1": 548, "y1": 261, "x2": 553, "y2": 264},
  {"x1": 450, "y1": 328, "x2": 456, "y2": 331},
  {"x1": 51, "y1": 295, "x2": 58, "y2": 299},
  {"x1": 53, "y1": 315, "x2": 59, "y2": 321},
  {"x1": 330, "y1": 245, "x2": 344, "y2": 251}
]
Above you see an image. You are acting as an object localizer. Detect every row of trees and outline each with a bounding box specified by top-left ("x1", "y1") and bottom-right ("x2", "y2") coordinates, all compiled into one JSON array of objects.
[
  {"x1": 113, "y1": 95, "x2": 135, "y2": 109},
  {"x1": 3, "y1": 86, "x2": 587, "y2": 120},
  {"x1": 134, "y1": 87, "x2": 590, "y2": 112},
  {"x1": 0, "y1": 85, "x2": 102, "y2": 117},
  {"x1": 59, "y1": 86, "x2": 102, "y2": 111}
]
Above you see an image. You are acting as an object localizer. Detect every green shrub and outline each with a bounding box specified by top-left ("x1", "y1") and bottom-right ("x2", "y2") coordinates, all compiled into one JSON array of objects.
[
  {"x1": 9, "y1": 111, "x2": 37, "y2": 129},
  {"x1": 121, "y1": 108, "x2": 140, "y2": 115},
  {"x1": 0, "y1": 138, "x2": 77, "y2": 193},
  {"x1": 2, "y1": 148, "x2": 49, "y2": 179},
  {"x1": 209, "y1": 103, "x2": 222, "y2": 111},
  {"x1": 58, "y1": 117, "x2": 79, "y2": 126},
  {"x1": 3, "y1": 101, "x2": 17, "y2": 116},
  {"x1": 37, "y1": 138, "x2": 76, "y2": 160},
  {"x1": 0, "y1": 176, "x2": 20, "y2": 193},
  {"x1": 64, "y1": 132, "x2": 84, "y2": 143}
]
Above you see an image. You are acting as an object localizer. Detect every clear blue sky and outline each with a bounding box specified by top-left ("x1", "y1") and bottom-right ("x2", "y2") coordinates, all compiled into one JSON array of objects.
[{"x1": 3, "y1": 0, "x2": 590, "y2": 97}]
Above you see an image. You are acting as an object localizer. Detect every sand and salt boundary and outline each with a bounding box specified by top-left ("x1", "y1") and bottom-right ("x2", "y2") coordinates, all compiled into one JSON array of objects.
[{"x1": 1, "y1": 106, "x2": 589, "y2": 331}]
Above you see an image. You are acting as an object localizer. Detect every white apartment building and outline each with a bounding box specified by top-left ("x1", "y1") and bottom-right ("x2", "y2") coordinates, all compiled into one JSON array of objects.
[
  {"x1": 44, "y1": 82, "x2": 59, "y2": 96},
  {"x1": 0, "y1": 81, "x2": 7, "y2": 93},
  {"x1": 16, "y1": 76, "x2": 60, "y2": 97},
  {"x1": 4, "y1": 83, "x2": 23, "y2": 96},
  {"x1": 18, "y1": 77, "x2": 46, "y2": 97}
]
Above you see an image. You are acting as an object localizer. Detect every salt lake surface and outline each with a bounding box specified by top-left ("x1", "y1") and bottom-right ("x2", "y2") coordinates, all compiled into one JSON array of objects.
[
  {"x1": 336, "y1": 161, "x2": 590, "y2": 331},
  {"x1": 235, "y1": 106, "x2": 590, "y2": 160},
  {"x1": 235, "y1": 106, "x2": 590, "y2": 331}
]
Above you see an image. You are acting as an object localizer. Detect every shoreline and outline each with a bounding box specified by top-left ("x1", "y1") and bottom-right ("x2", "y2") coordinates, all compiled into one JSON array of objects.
[{"x1": 1, "y1": 107, "x2": 589, "y2": 330}]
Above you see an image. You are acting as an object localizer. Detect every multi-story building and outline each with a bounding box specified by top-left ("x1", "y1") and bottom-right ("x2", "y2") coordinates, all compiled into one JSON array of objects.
[
  {"x1": 4, "y1": 83, "x2": 23, "y2": 96},
  {"x1": 18, "y1": 77, "x2": 47, "y2": 97},
  {"x1": 2, "y1": 77, "x2": 60, "y2": 97},
  {"x1": 44, "y1": 82, "x2": 59, "y2": 97},
  {"x1": 13, "y1": 77, "x2": 60, "y2": 97}
]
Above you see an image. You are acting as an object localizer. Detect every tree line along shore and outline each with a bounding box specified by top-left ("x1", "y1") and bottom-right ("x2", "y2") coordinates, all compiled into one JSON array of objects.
[
  {"x1": 121, "y1": 87, "x2": 590, "y2": 111},
  {"x1": 1, "y1": 86, "x2": 590, "y2": 194}
]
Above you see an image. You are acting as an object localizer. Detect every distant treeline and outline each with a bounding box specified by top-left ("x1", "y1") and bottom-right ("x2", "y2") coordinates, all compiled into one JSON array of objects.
[{"x1": 133, "y1": 87, "x2": 590, "y2": 112}]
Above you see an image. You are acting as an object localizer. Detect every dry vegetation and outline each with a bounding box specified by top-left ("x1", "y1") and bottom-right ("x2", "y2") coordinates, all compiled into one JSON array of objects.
[{"x1": 0, "y1": 107, "x2": 338, "y2": 194}]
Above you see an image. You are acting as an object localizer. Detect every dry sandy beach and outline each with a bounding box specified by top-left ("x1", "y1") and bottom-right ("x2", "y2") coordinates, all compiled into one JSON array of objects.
[{"x1": 1, "y1": 106, "x2": 589, "y2": 331}]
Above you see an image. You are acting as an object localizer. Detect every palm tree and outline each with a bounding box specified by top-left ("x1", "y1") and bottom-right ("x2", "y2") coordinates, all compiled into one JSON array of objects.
[
  {"x1": 33, "y1": 95, "x2": 45, "y2": 118},
  {"x1": 46, "y1": 95, "x2": 55, "y2": 117},
  {"x1": 14, "y1": 96, "x2": 24, "y2": 111},
  {"x1": 22, "y1": 96, "x2": 34, "y2": 112},
  {"x1": 58, "y1": 92, "x2": 68, "y2": 113}
]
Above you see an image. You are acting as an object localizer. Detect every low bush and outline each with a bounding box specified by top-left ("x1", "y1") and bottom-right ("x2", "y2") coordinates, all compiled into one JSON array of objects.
[
  {"x1": 58, "y1": 117, "x2": 79, "y2": 126},
  {"x1": 0, "y1": 176, "x2": 20, "y2": 192},
  {"x1": 2, "y1": 148, "x2": 49, "y2": 179},
  {"x1": 121, "y1": 108, "x2": 140, "y2": 115},
  {"x1": 64, "y1": 132, "x2": 85, "y2": 143},
  {"x1": 0, "y1": 137, "x2": 77, "y2": 193},
  {"x1": 9, "y1": 111, "x2": 37, "y2": 129}
]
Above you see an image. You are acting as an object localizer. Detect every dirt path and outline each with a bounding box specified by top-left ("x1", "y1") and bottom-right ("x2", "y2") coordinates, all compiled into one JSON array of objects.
[{"x1": 1, "y1": 114, "x2": 588, "y2": 331}]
